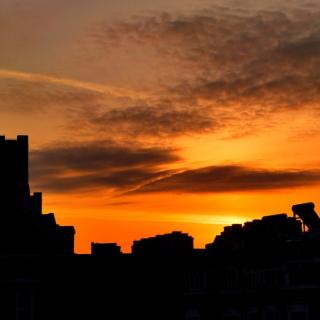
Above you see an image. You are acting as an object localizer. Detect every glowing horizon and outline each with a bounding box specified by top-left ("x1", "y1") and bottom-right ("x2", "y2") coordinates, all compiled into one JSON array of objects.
[{"x1": 2, "y1": 0, "x2": 320, "y2": 253}]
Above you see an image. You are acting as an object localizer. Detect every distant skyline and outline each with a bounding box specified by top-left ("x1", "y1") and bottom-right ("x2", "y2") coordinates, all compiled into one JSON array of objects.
[{"x1": 2, "y1": 0, "x2": 320, "y2": 252}]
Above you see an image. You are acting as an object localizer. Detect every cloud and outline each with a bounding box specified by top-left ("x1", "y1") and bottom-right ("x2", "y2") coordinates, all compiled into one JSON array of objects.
[
  {"x1": 33, "y1": 168, "x2": 174, "y2": 193},
  {"x1": 4, "y1": 3, "x2": 320, "y2": 142},
  {"x1": 0, "y1": 69, "x2": 153, "y2": 100},
  {"x1": 0, "y1": 77, "x2": 102, "y2": 113},
  {"x1": 29, "y1": 140, "x2": 179, "y2": 192},
  {"x1": 0, "y1": 69, "x2": 155, "y2": 114},
  {"x1": 0, "y1": 69, "x2": 219, "y2": 139},
  {"x1": 88, "y1": 5, "x2": 320, "y2": 137},
  {"x1": 29, "y1": 141, "x2": 320, "y2": 195},
  {"x1": 130, "y1": 165, "x2": 320, "y2": 194},
  {"x1": 79, "y1": 104, "x2": 216, "y2": 137},
  {"x1": 31, "y1": 140, "x2": 179, "y2": 171}
]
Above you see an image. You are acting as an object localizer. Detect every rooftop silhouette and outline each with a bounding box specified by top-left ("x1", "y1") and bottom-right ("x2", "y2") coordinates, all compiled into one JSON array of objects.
[{"x1": 132, "y1": 231, "x2": 193, "y2": 257}]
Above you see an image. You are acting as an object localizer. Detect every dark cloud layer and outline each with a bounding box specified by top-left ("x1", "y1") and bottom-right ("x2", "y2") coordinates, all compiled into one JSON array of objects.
[
  {"x1": 83, "y1": 105, "x2": 216, "y2": 137},
  {"x1": 33, "y1": 167, "x2": 173, "y2": 193},
  {"x1": 31, "y1": 140, "x2": 178, "y2": 170},
  {"x1": 30, "y1": 141, "x2": 320, "y2": 194},
  {"x1": 131, "y1": 165, "x2": 320, "y2": 194},
  {"x1": 30, "y1": 140, "x2": 178, "y2": 192}
]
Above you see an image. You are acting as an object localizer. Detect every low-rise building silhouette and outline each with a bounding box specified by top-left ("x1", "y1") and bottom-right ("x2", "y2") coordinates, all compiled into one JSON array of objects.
[
  {"x1": 91, "y1": 242, "x2": 122, "y2": 256},
  {"x1": 132, "y1": 231, "x2": 194, "y2": 257}
]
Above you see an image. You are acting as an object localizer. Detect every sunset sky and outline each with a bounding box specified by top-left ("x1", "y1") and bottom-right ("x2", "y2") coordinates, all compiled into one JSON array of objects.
[{"x1": 2, "y1": 0, "x2": 320, "y2": 252}]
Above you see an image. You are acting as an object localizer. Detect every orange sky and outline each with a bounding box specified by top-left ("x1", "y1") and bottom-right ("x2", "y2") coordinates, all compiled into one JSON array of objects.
[{"x1": 2, "y1": 0, "x2": 320, "y2": 252}]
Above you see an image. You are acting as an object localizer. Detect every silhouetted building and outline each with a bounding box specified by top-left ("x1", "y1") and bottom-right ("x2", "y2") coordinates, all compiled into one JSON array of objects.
[
  {"x1": 91, "y1": 242, "x2": 122, "y2": 256},
  {"x1": 132, "y1": 231, "x2": 194, "y2": 257},
  {"x1": 205, "y1": 212, "x2": 302, "y2": 256},
  {"x1": 0, "y1": 135, "x2": 74, "y2": 255},
  {"x1": 183, "y1": 203, "x2": 320, "y2": 320}
]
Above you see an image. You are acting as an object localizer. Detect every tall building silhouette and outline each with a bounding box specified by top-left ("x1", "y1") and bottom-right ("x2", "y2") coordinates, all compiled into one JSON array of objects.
[{"x1": 0, "y1": 135, "x2": 74, "y2": 254}]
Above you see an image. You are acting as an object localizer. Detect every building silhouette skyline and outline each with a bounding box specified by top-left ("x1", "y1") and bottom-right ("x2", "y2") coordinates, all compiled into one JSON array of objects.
[{"x1": 1, "y1": 135, "x2": 320, "y2": 320}]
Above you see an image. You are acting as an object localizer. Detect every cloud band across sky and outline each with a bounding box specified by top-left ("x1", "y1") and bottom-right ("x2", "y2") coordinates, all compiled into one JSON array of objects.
[{"x1": 29, "y1": 141, "x2": 320, "y2": 194}]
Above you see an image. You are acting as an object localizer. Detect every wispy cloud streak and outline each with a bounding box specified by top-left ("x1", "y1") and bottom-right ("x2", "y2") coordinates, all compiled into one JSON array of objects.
[
  {"x1": 0, "y1": 69, "x2": 153, "y2": 100},
  {"x1": 130, "y1": 165, "x2": 320, "y2": 194},
  {"x1": 29, "y1": 141, "x2": 320, "y2": 194}
]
